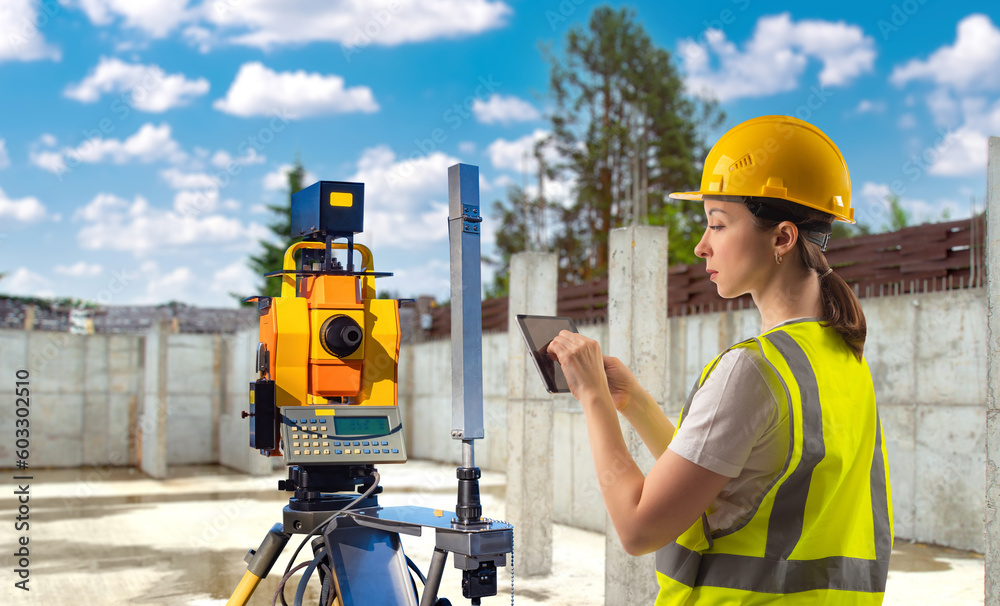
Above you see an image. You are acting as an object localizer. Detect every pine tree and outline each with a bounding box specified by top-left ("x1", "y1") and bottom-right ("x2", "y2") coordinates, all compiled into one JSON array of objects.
[
  {"x1": 240, "y1": 162, "x2": 305, "y2": 302},
  {"x1": 545, "y1": 6, "x2": 723, "y2": 283}
]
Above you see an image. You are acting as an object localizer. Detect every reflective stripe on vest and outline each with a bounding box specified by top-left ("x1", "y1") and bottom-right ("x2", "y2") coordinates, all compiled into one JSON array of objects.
[{"x1": 656, "y1": 323, "x2": 892, "y2": 598}]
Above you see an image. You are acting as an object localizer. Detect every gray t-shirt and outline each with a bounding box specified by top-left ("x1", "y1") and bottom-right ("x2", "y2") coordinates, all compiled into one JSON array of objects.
[{"x1": 667, "y1": 342, "x2": 790, "y2": 533}]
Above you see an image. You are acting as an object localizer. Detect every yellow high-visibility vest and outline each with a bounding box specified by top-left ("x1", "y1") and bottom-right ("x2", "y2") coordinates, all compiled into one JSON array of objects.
[{"x1": 655, "y1": 320, "x2": 893, "y2": 605}]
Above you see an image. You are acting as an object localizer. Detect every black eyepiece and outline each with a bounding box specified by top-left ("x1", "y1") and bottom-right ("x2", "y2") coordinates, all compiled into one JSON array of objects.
[{"x1": 321, "y1": 315, "x2": 363, "y2": 357}]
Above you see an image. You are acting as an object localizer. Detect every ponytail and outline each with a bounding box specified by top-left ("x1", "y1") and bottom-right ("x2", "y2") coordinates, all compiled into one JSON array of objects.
[{"x1": 796, "y1": 237, "x2": 866, "y2": 361}]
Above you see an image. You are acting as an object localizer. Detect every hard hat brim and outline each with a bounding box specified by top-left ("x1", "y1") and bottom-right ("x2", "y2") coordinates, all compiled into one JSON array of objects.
[
  {"x1": 668, "y1": 190, "x2": 855, "y2": 224},
  {"x1": 668, "y1": 191, "x2": 706, "y2": 201}
]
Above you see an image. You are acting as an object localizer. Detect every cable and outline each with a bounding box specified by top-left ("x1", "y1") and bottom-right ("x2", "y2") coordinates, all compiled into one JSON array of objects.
[
  {"x1": 405, "y1": 555, "x2": 427, "y2": 585},
  {"x1": 271, "y1": 561, "x2": 311, "y2": 606},
  {"x1": 274, "y1": 470, "x2": 381, "y2": 606}
]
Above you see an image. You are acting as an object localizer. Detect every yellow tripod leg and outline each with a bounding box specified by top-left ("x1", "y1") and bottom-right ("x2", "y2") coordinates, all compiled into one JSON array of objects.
[
  {"x1": 227, "y1": 569, "x2": 262, "y2": 606},
  {"x1": 227, "y1": 523, "x2": 290, "y2": 606}
]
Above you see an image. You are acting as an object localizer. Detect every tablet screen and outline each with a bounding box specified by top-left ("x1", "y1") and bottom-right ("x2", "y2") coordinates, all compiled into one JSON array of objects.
[{"x1": 515, "y1": 314, "x2": 579, "y2": 393}]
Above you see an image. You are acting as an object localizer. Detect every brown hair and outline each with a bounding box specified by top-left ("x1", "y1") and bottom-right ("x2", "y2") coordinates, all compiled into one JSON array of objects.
[{"x1": 745, "y1": 198, "x2": 867, "y2": 361}]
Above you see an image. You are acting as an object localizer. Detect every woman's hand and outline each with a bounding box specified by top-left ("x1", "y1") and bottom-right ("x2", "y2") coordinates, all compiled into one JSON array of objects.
[
  {"x1": 603, "y1": 356, "x2": 641, "y2": 413},
  {"x1": 545, "y1": 330, "x2": 609, "y2": 403}
]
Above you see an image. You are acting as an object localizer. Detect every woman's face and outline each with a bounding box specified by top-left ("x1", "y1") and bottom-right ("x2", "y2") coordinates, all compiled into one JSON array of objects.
[{"x1": 693, "y1": 198, "x2": 776, "y2": 299}]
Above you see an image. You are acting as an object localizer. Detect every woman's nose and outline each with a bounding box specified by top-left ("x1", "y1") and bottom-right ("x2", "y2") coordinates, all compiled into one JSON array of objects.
[{"x1": 694, "y1": 230, "x2": 710, "y2": 258}]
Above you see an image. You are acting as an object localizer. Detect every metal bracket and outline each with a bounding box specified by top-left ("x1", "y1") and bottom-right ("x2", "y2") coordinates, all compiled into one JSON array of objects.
[{"x1": 462, "y1": 204, "x2": 482, "y2": 234}]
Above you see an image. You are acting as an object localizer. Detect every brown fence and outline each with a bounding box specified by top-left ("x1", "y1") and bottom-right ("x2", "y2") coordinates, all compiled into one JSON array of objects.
[{"x1": 426, "y1": 215, "x2": 987, "y2": 339}]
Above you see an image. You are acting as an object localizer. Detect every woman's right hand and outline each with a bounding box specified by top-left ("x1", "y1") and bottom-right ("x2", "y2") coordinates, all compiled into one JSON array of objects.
[{"x1": 603, "y1": 356, "x2": 641, "y2": 413}]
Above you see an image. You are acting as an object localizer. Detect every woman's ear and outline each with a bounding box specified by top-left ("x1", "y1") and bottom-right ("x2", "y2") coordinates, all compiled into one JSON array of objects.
[{"x1": 773, "y1": 221, "x2": 799, "y2": 256}]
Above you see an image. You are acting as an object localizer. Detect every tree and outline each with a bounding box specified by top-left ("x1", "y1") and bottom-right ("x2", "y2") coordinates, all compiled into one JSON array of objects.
[
  {"x1": 485, "y1": 184, "x2": 534, "y2": 299},
  {"x1": 542, "y1": 6, "x2": 723, "y2": 283},
  {"x1": 882, "y1": 194, "x2": 910, "y2": 232},
  {"x1": 239, "y1": 161, "x2": 305, "y2": 303}
]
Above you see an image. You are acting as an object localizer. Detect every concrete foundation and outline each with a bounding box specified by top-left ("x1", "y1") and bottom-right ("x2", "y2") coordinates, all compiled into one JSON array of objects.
[
  {"x1": 505, "y1": 252, "x2": 557, "y2": 577},
  {"x1": 604, "y1": 226, "x2": 667, "y2": 605},
  {"x1": 985, "y1": 136, "x2": 999, "y2": 602}
]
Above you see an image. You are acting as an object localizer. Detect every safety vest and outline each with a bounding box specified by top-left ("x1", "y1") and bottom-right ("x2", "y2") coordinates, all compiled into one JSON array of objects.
[{"x1": 655, "y1": 320, "x2": 893, "y2": 605}]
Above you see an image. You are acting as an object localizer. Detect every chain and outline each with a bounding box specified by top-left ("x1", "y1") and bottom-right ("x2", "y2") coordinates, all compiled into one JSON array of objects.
[
  {"x1": 486, "y1": 518, "x2": 515, "y2": 605},
  {"x1": 509, "y1": 520, "x2": 514, "y2": 606}
]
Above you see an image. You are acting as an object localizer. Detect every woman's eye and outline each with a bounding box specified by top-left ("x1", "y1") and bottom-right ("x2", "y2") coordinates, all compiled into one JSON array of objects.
[{"x1": 708, "y1": 225, "x2": 724, "y2": 231}]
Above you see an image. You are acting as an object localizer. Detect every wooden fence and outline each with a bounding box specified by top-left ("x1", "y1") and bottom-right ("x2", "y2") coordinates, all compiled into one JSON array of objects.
[{"x1": 425, "y1": 215, "x2": 987, "y2": 339}]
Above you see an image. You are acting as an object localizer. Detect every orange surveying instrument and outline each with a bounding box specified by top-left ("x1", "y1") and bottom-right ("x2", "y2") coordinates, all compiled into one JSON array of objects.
[{"x1": 228, "y1": 165, "x2": 513, "y2": 606}]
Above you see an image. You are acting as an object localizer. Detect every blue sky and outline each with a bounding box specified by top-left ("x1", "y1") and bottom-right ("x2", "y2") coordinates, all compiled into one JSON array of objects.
[{"x1": 0, "y1": 0, "x2": 997, "y2": 307}]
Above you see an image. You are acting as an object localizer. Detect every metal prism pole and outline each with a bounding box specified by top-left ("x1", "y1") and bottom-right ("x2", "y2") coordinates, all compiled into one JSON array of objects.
[
  {"x1": 448, "y1": 163, "x2": 485, "y2": 525},
  {"x1": 448, "y1": 163, "x2": 485, "y2": 446}
]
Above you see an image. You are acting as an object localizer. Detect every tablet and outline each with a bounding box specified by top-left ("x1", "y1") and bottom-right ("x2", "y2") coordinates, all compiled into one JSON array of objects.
[{"x1": 515, "y1": 314, "x2": 579, "y2": 393}]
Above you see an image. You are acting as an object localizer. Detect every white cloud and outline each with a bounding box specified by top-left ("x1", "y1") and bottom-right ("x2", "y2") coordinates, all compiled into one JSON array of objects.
[
  {"x1": 30, "y1": 123, "x2": 186, "y2": 175},
  {"x1": 0, "y1": 0, "x2": 61, "y2": 63},
  {"x1": 0, "y1": 139, "x2": 8, "y2": 168},
  {"x1": 54, "y1": 261, "x2": 103, "y2": 277},
  {"x1": 211, "y1": 260, "x2": 259, "y2": 297},
  {"x1": 855, "y1": 182, "x2": 966, "y2": 226},
  {"x1": 160, "y1": 168, "x2": 218, "y2": 190},
  {"x1": 339, "y1": 145, "x2": 462, "y2": 250},
  {"x1": 135, "y1": 260, "x2": 196, "y2": 304},
  {"x1": 889, "y1": 15, "x2": 1000, "y2": 176},
  {"x1": 214, "y1": 62, "x2": 378, "y2": 118},
  {"x1": 62, "y1": 0, "x2": 193, "y2": 38},
  {"x1": 0, "y1": 186, "x2": 46, "y2": 222},
  {"x1": 173, "y1": 188, "x2": 219, "y2": 215},
  {"x1": 890, "y1": 14, "x2": 1000, "y2": 93},
  {"x1": 926, "y1": 126, "x2": 989, "y2": 177},
  {"x1": 458, "y1": 141, "x2": 477, "y2": 155},
  {"x1": 486, "y1": 129, "x2": 558, "y2": 173},
  {"x1": 203, "y1": 0, "x2": 511, "y2": 50},
  {"x1": 0, "y1": 267, "x2": 54, "y2": 297},
  {"x1": 472, "y1": 94, "x2": 541, "y2": 125},
  {"x1": 854, "y1": 99, "x2": 885, "y2": 114},
  {"x1": 897, "y1": 113, "x2": 917, "y2": 129},
  {"x1": 210, "y1": 148, "x2": 264, "y2": 168},
  {"x1": 680, "y1": 13, "x2": 875, "y2": 102},
  {"x1": 74, "y1": 192, "x2": 269, "y2": 255},
  {"x1": 263, "y1": 164, "x2": 317, "y2": 191},
  {"x1": 64, "y1": 56, "x2": 209, "y2": 112}
]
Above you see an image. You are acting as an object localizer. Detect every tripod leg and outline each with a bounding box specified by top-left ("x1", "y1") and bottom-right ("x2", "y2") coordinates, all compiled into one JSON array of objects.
[
  {"x1": 227, "y1": 523, "x2": 292, "y2": 606},
  {"x1": 419, "y1": 548, "x2": 449, "y2": 606}
]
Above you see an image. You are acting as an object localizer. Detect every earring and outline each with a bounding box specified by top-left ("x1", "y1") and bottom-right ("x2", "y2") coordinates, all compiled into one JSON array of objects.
[{"x1": 775, "y1": 253, "x2": 782, "y2": 265}]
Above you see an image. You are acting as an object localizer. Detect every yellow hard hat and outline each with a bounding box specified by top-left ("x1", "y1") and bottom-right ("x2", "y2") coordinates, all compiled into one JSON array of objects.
[{"x1": 670, "y1": 115, "x2": 854, "y2": 223}]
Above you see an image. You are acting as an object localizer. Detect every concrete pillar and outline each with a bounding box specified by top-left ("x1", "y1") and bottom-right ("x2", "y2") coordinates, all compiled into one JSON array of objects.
[
  {"x1": 605, "y1": 225, "x2": 668, "y2": 605},
  {"x1": 985, "y1": 136, "x2": 1000, "y2": 601},
  {"x1": 218, "y1": 328, "x2": 272, "y2": 475},
  {"x1": 139, "y1": 320, "x2": 169, "y2": 479},
  {"x1": 506, "y1": 251, "x2": 558, "y2": 576}
]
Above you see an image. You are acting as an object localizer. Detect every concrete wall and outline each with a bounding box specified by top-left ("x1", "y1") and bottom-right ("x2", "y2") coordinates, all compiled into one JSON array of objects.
[
  {"x1": 0, "y1": 330, "x2": 142, "y2": 468},
  {"x1": 401, "y1": 288, "x2": 989, "y2": 551},
  {"x1": 0, "y1": 286, "x2": 988, "y2": 551},
  {"x1": 0, "y1": 327, "x2": 261, "y2": 473}
]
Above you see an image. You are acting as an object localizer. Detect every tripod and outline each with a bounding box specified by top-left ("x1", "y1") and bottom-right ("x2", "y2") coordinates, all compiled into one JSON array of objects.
[{"x1": 226, "y1": 464, "x2": 512, "y2": 606}]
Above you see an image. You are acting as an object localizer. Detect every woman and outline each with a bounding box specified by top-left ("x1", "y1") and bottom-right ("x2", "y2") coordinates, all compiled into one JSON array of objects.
[{"x1": 546, "y1": 115, "x2": 893, "y2": 605}]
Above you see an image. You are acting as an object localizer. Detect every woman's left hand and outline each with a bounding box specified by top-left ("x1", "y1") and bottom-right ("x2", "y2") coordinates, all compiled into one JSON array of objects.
[{"x1": 546, "y1": 330, "x2": 609, "y2": 402}]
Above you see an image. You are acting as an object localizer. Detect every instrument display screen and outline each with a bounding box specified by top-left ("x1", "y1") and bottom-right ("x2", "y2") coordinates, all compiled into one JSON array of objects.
[{"x1": 334, "y1": 415, "x2": 390, "y2": 436}]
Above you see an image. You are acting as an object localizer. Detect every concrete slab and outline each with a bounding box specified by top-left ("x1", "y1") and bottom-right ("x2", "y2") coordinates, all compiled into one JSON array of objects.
[
  {"x1": 108, "y1": 334, "x2": 142, "y2": 394},
  {"x1": 865, "y1": 297, "x2": 917, "y2": 406},
  {"x1": 0, "y1": 460, "x2": 984, "y2": 606},
  {"x1": 27, "y1": 331, "x2": 85, "y2": 392},
  {"x1": 881, "y1": 402, "x2": 916, "y2": 539},
  {"x1": 0, "y1": 329, "x2": 28, "y2": 378},
  {"x1": 914, "y1": 291, "x2": 987, "y2": 406},
  {"x1": 33, "y1": 392, "x2": 85, "y2": 467},
  {"x1": 167, "y1": 334, "x2": 218, "y2": 396},
  {"x1": 915, "y1": 405, "x2": 986, "y2": 552}
]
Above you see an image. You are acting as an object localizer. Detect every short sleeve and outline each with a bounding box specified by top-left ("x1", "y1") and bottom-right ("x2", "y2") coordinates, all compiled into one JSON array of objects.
[{"x1": 667, "y1": 348, "x2": 779, "y2": 478}]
